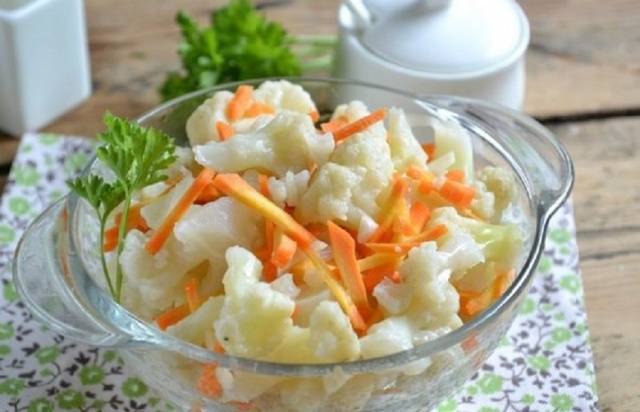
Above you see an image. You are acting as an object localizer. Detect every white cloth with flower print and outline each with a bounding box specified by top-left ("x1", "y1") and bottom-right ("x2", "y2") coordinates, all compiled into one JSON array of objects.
[{"x1": 0, "y1": 134, "x2": 599, "y2": 412}]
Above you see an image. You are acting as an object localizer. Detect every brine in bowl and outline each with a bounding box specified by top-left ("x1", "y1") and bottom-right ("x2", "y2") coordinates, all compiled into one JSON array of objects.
[{"x1": 14, "y1": 78, "x2": 573, "y2": 411}]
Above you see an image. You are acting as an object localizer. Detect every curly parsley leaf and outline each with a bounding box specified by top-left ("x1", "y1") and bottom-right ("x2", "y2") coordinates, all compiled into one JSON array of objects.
[
  {"x1": 159, "y1": 0, "x2": 302, "y2": 101},
  {"x1": 67, "y1": 114, "x2": 177, "y2": 301}
]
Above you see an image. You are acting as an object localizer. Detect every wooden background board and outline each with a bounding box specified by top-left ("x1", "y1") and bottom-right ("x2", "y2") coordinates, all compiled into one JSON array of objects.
[{"x1": 0, "y1": 0, "x2": 639, "y2": 410}]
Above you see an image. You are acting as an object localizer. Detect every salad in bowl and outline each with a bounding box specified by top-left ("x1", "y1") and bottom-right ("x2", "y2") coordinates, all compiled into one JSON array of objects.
[{"x1": 14, "y1": 79, "x2": 573, "y2": 411}]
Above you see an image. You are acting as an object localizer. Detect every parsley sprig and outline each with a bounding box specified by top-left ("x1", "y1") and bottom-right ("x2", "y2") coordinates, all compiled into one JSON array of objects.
[
  {"x1": 159, "y1": 0, "x2": 335, "y2": 101},
  {"x1": 68, "y1": 113, "x2": 177, "y2": 302}
]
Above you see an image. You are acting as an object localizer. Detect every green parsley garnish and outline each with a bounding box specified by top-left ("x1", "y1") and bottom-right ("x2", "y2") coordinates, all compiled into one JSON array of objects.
[
  {"x1": 159, "y1": 0, "x2": 335, "y2": 101},
  {"x1": 68, "y1": 113, "x2": 177, "y2": 302}
]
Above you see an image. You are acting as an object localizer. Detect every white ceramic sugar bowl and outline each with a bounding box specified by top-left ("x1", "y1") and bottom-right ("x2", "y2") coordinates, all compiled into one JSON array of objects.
[{"x1": 333, "y1": 0, "x2": 530, "y2": 109}]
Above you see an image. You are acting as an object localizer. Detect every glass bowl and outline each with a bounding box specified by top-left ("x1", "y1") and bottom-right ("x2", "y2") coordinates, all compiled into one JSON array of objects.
[{"x1": 13, "y1": 78, "x2": 573, "y2": 411}]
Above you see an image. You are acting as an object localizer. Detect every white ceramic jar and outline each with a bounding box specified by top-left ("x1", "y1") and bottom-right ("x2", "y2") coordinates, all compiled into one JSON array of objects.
[
  {"x1": 333, "y1": 0, "x2": 530, "y2": 109},
  {"x1": 0, "y1": 0, "x2": 91, "y2": 136}
]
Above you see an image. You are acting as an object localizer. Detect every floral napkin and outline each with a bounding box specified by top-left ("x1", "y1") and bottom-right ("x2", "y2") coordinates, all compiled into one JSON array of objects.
[{"x1": 0, "y1": 134, "x2": 599, "y2": 412}]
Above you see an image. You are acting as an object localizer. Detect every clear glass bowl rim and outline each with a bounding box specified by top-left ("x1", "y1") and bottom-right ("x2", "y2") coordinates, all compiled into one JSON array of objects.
[{"x1": 34, "y1": 77, "x2": 575, "y2": 376}]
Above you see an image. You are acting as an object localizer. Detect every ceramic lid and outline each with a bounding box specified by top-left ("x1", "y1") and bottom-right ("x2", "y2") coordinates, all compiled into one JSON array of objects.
[{"x1": 351, "y1": 0, "x2": 529, "y2": 74}]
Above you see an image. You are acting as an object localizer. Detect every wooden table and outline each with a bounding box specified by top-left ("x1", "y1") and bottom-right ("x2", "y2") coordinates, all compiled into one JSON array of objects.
[{"x1": 1, "y1": 1, "x2": 638, "y2": 410}]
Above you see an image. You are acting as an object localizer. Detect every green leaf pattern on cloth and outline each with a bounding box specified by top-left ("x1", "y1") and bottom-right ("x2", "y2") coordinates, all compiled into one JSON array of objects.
[{"x1": 0, "y1": 135, "x2": 599, "y2": 411}]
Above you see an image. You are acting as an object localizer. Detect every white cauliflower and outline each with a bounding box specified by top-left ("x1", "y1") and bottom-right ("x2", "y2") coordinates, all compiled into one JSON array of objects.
[
  {"x1": 432, "y1": 118, "x2": 474, "y2": 180},
  {"x1": 270, "y1": 273, "x2": 300, "y2": 299},
  {"x1": 279, "y1": 378, "x2": 326, "y2": 412},
  {"x1": 331, "y1": 100, "x2": 386, "y2": 140},
  {"x1": 387, "y1": 107, "x2": 428, "y2": 172},
  {"x1": 173, "y1": 197, "x2": 262, "y2": 275},
  {"x1": 186, "y1": 90, "x2": 234, "y2": 145},
  {"x1": 219, "y1": 370, "x2": 281, "y2": 403},
  {"x1": 308, "y1": 301, "x2": 360, "y2": 362},
  {"x1": 267, "y1": 170, "x2": 311, "y2": 208},
  {"x1": 373, "y1": 278, "x2": 412, "y2": 315},
  {"x1": 253, "y1": 80, "x2": 317, "y2": 115},
  {"x1": 359, "y1": 316, "x2": 413, "y2": 359},
  {"x1": 215, "y1": 247, "x2": 295, "y2": 357},
  {"x1": 295, "y1": 163, "x2": 367, "y2": 228},
  {"x1": 166, "y1": 296, "x2": 224, "y2": 345},
  {"x1": 439, "y1": 228, "x2": 485, "y2": 280},
  {"x1": 194, "y1": 112, "x2": 334, "y2": 177},
  {"x1": 470, "y1": 179, "x2": 496, "y2": 221},
  {"x1": 293, "y1": 288, "x2": 333, "y2": 327},
  {"x1": 119, "y1": 230, "x2": 192, "y2": 314},
  {"x1": 475, "y1": 166, "x2": 517, "y2": 221},
  {"x1": 267, "y1": 326, "x2": 317, "y2": 363}
]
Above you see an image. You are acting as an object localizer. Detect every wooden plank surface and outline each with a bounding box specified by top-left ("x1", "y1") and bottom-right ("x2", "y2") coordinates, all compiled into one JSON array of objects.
[
  {"x1": 551, "y1": 117, "x2": 640, "y2": 412},
  {"x1": 0, "y1": 1, "x2": 639, "y2": 410}
]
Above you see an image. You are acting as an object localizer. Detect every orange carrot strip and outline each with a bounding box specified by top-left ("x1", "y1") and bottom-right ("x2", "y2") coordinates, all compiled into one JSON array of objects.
[
  {"x1": 327, "y1": 221, "x2": 369, "y2": 310},
  {"x1": 446, "y1": 169, "x2": 465, "y2": 183},
  {"x1": 357, "y1": 253, "x2": 398, "y2": 272},
  {"x1": 258, "y1": 174, "x2": 271, "y2": 198},
  {"x1": 421, "y1": 143, "x2": 435, "y2": 160},
  {"x1": 320, "y1": 118, "x2": 348, "y2": 134},
  {"x1": 439, "y1": 179, "x2": 476, "y2": 209},
  {"x1": 227, "y1": 85, "x2": 254, "y2": 121},
  {"x1": 213, "y1": 173, "x2": 315, "y2": 249},
  {"x1": 104, "y1": 204, "x2": 149, "y2": 251},
  {"x1": 309, "y1": 110, "x2": 320, "y2": 123},
  {"x1": 304, "y1": 248, "x2": 367, "y2": 332},
  {"x1": 198, "y1": 364, "x2": 222, "y2": 398},
  {"x1": 365, "y1": 305, "x2": 384, "y2": 329},
  {"x1": 155, "y1": 304, "x2": 190, "y2": 330},
  {"x1": 195, "y1": 182, "x2": 221, "y2": 205},
  {"x1": 216, "y1": 121, "x2": 235, "y2": 141},
  {"x1": 103, "y1": 227, "x2": 120, "y2": 252},
  {"x1": 146, "y1": 168, "x2": 216, "y2": 254},
  {"x1": 185, "y1": 278, "x2": 201, "y2": 313},
  {"x1": 461, "y1": 288, "x2": 493, "y2": 317},
  {"x1": 492, "y1": 268, "x2": 516, "y2": 299},
  {"x1": 332, "y1": 109, "x2": 387, "y2": 142},
  {"x1": 365, "y1": 242, "x2": 422, "y2": 255},
  {"x1": 407, "y1": 165, "x2": 435, "y2": 194},
  {"x1": 368, "y1": 176, "x2": 408, "y2": 242},
  {"x1": 392, "y1": 197, "x2": 413, "y2": 237},
  {"x1": 245, "y1": 102, "x2": 275, "y2": 118},
  {"x1": 409, "y1": 202, "x2": 431, "y2": 234},
  {"x1": 271, "y1": 228, "x2": 297, "y2": 268},
  {"x1": 362, "y1": 260, "x2": 401, "y2": 293},
  {"x1": 405, "y1": 223, "x2": 449, "y2": 243}
]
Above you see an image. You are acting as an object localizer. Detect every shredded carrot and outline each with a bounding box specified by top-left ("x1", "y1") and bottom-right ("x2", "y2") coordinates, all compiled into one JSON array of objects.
[
  {"x1": 271, "y1": 228, "x2": 297, "y2": 268},
  {"x1": 405, "y1": 223, "x2": 449, "y2": 243},
  {"x1": 195, "y1": 182, "x2": 221, "y2": 205},
  {"x1": 327, "y1": 221, "x2": 369, "y2": 310},
  {"x1": 303, "y1": 248, "x2": 367, "y2": 332},
  {"x1": 258, "y1": 174, "x2": 271, "y2": 198},
  {"x1": 213, "y1": 173, "x2": 315, "y2": 249},
  {"x1": 492, "y1": 268, "x2": 516, "y2": 299},
  {"x1": 155, "y1": 304, "x2": 190, "y2": 330},
  {"x1": 461, "y1": 288, "x2": 493, "y2": 317},
  {"x1": 245, "y1": 102, "x2": 275, "y2": 118},
  {"x1": 392, "y1": 197, "x2": 413, "y2": 237},
  {"x1": 362, "y1": 260, "x2": 402, "y2": 293},
  {"x1": 198, "y1": 364, "x2": 222, "y2": 398},
  {"x1": 103, "y1": 227, "x2": 120, "y2": 252},
  {"x1": 332, "y1": 109, "x2": 387, "y2": 142},
  {"x1": 184, "y1": 278, "x2": 201, "y2": 313},
  {"x1": 421, "y1": 143, "x2": 436, "y2": 160},
  {"x1": 309, "y1": 110, "x2": 320, "y2": 123},
  {"x1": 365, "y1": 242, "x2": 422, "y2": 255},
  {"x1": 104, "y1": 204, "x2": 149, "y2": 251},
  {"x1": 407, "y1": 165, "x2": 435, "y2": 194},
  {"x1": 368, "y1": 176, "x2": 408, "y2": 242},
  {"x1": 409, "y1": 202, "x2": 431, "y2": 234},
  {"x1": 446, "y1": 169, "x2": 465, "y2": 183},
  {"x1": 216, "y1": 121, "x2": 235, "y2": 141},
  {"x1": 320, "y1": 118, "x2": 348, "y2": 134},
  {"x1": 439, "y1": 179, "x2": 476, "y2": 209},
  {"x1": 227, "y1": 85, "x2": 254, "y2": 121},
  {"x1": 364, "y1": 305, "x2": 384, "y2": 329},
  {"x1": 146, "y1": 168, "x2": 216, "y2": 254},
  {"x1": 357, "y1": 253, "x2": 398, "y2": 272}
]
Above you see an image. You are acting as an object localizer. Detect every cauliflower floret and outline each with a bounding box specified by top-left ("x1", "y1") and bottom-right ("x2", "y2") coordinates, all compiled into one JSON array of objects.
[
  {"x1": 373, "y1": 278, "x2": 412, "y2": 315},
  {"x1": 253, "y1": 80, "x2": 317, "y2": 115},
  {"x1": 475, "y1": 166, "x2": 517, "y2": 221},
  {"x1": 293, "y1": 288, "x2": 332, "y2": 327},
  {"x1": 140, "y1": 172, "x2": 194, "y2": 230},
  {"x1": 267, "y1": 326, "x2": 317, "y2": 363},
  {"x1": 387, "y1": 107, "x2": 428, "y2": 172},
  {"x1": 186, "y1": 90, "x2": 234, "y2": 145},
  {"x1": 166, "y1": 296, "x2": 224, "y2": 345},
  {"x1": 331, "y1": 100, "x2": 386, "y2": 140},
  {"x1": 400, "y1": 242, "x2": 460, "y2": 323},
  {"x1": 279, "y1": 379, "x2": 326, "y2": 412},
  {"x1": 270, "y1": 273, "x2": 300, "y2": 299},
  {"x1": 215, "y1": 247, "x2": 295, "y2": 357},
  {"x1": 308, "y1": 301, "x2": 360, "y2": 362},
  {"x1": 470, "y1": 179, "x2": 496, "y2": 221},
  {"x1": 439, "y1": 227, "x2": 485, "y2": 280},
  {"x1": 173, "y1": 197, "x2": 262, "y2": 275},
  {"x1": 295, "y1": 163, "x2": 367, "y2": 228},
  {"x1": 119, "y1": 230, "x2": 192, "y2": 314},
  {"x1": 432, "y1": 118, "x2": 474, "y2": 180},
  {"x1": 219, "y1": 369, "x2": 281, "y2": 403},
  {"x1": 267, "y1": 170, "x2": 311, "y2": 208},
  {"x1": 194, "y1": 112, "x2": 334, "y2": 177},
  {"x1": 359, "y1": 316, "x2": 413, "y2": 359}
]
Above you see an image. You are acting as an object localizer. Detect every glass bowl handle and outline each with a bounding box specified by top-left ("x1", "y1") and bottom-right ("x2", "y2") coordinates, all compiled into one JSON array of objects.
[
  {"x1": 423, "y1": 96, "x2": 575, "y2": 218},
  {"x1": 12, "y1": 198, "x2": 130, "y2": 347}
]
